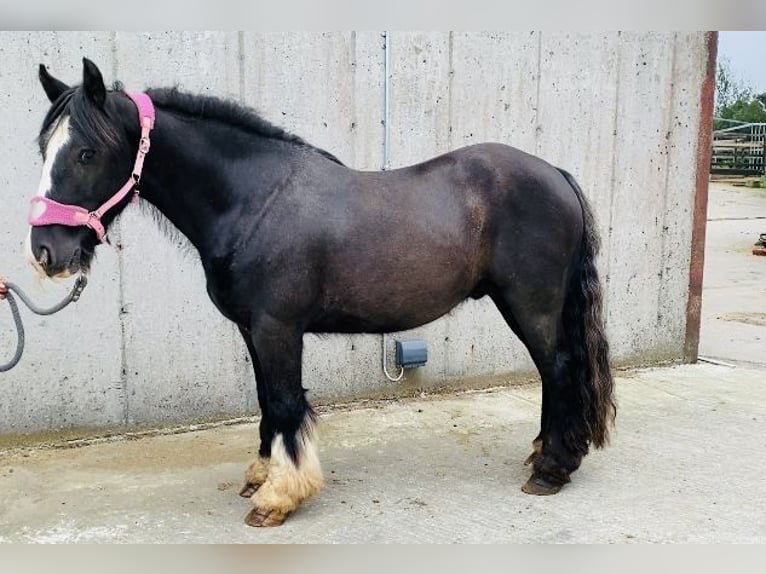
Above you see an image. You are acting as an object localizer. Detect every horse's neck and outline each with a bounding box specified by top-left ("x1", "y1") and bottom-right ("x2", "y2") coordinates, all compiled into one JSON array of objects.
[{"x1": 137, "y1": 109, "x2": 241, "y2": 258}]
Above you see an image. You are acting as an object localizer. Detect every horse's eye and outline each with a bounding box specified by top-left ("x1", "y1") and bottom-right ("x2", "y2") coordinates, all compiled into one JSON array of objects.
[{"x1": 78, "y1": 149, "x2": 96, "y2": 164}]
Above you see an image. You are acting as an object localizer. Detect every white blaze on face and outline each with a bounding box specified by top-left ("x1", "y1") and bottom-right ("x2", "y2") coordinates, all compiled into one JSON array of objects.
[
  {"x1": 36, "y1": 116, "x2": 72, "y2": 198},
  {"x1": 26, "y1": 116, "x2": 72, "y2": 272}
]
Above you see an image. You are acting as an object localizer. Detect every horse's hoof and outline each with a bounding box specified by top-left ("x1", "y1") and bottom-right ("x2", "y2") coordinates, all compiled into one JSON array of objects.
[
  {"x1": 239, "y1": 482, "x2": 259, "y2": 498},
  {"x1": 245, "y1": 507, "x2": 288, "y2": 527},
  {"x1": 521, "y1": 475, "x2": 562, "y2": 496}
]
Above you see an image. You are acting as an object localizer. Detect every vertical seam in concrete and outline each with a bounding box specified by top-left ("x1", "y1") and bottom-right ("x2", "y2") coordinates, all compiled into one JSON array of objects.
[
  {"x1": 534, "y1": 31, "x2": 542, "y2": 156},
  {"x1": 656, "y1": 33, "x2": 679, "y2": 334},
  {"x1": 237, "y1": 31, "x2": 245, "y2": 102},
  {"x1": 445, "y1": 31, "x2": 454, "y2": 379},
  {"x1": 116, "y1": 261, "x2": 130, "y2": 428},
  {"x1": 109, "y1": 31, "x2": 118, "y2": 82},
  {"x1": 111, "y1": 32, "x2": 130, "y2": 428},
  {"x1": 603, "y1": 31, "x2": 623, "y2": 321},
  {"x1": 380, "y1": 31, "x2": 391, "y2": 374},
  {"x1": 350, "y1": 31, "x2": 357, "y2": 168},
  {"x1": 236, "y1": 31, "x2": 254, "y2": 414},
  {"x1": 683, "y1": 31, "x2": 717, "y2": 363},
  {"x1": 383, "y1": 31, "x2": 390, "y2": 170},
  {"x1": 447, "y1": 31, "x2": 454, "y2": 151}
]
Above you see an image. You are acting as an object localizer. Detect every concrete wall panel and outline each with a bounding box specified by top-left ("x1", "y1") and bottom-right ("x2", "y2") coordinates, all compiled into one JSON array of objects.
[
  {"x1": 450, "y1": 31, "x2": 540, "y2": 152},
  {"x1": 606, "y1": 32, "x2": 680, "y2": 361},
  {"x1": 388, "y1": 32, "x2": 452, "y2": 166},
  {"x1": 656, "y1": 33, "x2": 708, "y2": 354}
]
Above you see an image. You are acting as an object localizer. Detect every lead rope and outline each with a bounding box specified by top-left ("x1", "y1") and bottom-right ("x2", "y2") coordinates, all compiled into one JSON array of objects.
[{"x1": 0, "y1": 276, "x2": 88, "y2": 372}]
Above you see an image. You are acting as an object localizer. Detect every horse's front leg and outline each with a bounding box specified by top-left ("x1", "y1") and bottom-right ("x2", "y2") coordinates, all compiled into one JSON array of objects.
[
  {"x1": 239, "y1": 315, "x2": 323, "y2": 527},
  {"x1": 237, "y1": 325, "x2": 273, "y2": 499}
]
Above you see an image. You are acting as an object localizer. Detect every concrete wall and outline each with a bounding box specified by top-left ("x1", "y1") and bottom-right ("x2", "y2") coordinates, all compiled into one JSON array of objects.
[{"x1": 0, "y1": 32, "x2": 711, "y2": 437}]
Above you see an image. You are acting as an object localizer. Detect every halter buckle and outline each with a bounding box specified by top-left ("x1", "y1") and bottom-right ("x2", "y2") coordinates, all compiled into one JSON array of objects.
[{"x1": 71, "y1": 275, "x2": 88, "y2": 302}]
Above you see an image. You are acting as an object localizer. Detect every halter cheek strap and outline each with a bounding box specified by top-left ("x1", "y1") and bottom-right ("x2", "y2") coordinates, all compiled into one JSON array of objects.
[{"x1": 28, "y1": 92, "x2": 155, "y2": 243}]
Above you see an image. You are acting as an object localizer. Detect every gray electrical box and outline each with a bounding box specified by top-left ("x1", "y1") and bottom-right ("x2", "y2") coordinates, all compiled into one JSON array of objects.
[{"x1": 395, "y1": 339, "x2": 428, "y2": 368}]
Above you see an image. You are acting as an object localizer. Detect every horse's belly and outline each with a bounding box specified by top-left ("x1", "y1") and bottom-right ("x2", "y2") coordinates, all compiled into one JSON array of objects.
[
  {"x1": 312, "y1": 249, "x2": 479, "y2": 333},
  {"x1": 308, "y1": 302, "x2": 459, "y2": 334}
]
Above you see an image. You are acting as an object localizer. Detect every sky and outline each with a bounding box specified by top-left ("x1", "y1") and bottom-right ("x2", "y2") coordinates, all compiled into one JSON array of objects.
[{"x1": 718, "y1": 31, "x2": 766, "y2": 94}]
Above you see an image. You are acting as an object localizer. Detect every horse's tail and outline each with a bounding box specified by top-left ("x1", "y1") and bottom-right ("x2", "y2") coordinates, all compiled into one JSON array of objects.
[{"x1": 558, "y1": 168, "x2": 616, "y2": 449}]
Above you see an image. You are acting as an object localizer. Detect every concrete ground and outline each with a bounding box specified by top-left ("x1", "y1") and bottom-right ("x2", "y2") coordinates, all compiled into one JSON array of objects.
[
  {"x1": 0, "y1": 182, "x2": 764, "y2": 543},
  {"x1": 700, "y1": 182, "x2": 766, "y2": 366},
  {"x1": 0, "y1": 363, "x2": 764, "y2": 543}
]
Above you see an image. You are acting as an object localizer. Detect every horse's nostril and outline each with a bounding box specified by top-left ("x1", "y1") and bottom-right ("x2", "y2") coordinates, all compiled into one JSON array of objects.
[{"x1": 38, "y1": 246, "x2": 50, "y2": 268}]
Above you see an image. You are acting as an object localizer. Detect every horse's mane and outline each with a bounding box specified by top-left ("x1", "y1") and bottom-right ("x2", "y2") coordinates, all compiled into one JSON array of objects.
[
  {"x1": 146, "y1": 87, "x2": 344, "y2": 165},
  {"x1": 38, "y1": 83, "x2": 344, "y2": 166}
]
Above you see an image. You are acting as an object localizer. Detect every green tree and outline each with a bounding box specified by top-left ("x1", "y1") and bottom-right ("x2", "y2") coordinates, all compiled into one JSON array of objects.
[
  {"x1": 714, "y1": 58, "x2": 766, "y2": 130},
  {"x1": 716, "y1": 57, "x2": 752, "y2": 115},
  {"x1": 718, "y1": 98, "x2": 766, "y2": 123}
]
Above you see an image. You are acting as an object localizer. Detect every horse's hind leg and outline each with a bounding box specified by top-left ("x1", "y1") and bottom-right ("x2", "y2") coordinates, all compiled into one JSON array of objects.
[
  {"x1": 238, "y1": 316, "x2": 323, "y2": 527},
  {"x1": 490, "y1": 295, "x2": 547, "y2": 466},
  {"x1": 490, "y1": 285, "x2": 588, "y2": 495}
]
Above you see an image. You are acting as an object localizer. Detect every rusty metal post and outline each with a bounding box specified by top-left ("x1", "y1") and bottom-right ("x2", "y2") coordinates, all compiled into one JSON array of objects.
[{"x1": 684, "y1": 31, "x2": 718, "y2": 363}]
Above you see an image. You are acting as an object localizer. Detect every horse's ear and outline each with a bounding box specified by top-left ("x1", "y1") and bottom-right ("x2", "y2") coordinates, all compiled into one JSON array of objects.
[
  {"x1": 82, "y1": 57, "x2": 106, "y2": 108},
  {"x1": 38, "y1": 64, "x2": 69, "y2": 103}
]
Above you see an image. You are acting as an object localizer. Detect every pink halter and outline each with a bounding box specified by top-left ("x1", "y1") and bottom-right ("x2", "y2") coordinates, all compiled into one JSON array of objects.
[{"x1": 28, "y1": 92, "x2": 155, "y2": 243}]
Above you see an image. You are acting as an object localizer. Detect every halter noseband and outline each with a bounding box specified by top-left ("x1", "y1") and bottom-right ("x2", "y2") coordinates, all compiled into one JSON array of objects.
[{"x1": 28, "y1": 92, "x2": 155, "y2": 243}]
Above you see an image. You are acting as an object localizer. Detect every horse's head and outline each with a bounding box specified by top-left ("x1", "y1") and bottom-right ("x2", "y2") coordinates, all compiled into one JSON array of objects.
[{"x1": 28, "y1": 58, "x2": 143, "y2": 279}]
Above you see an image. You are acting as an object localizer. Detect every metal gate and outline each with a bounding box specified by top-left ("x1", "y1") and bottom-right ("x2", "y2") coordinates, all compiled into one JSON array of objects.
[{"x1": 711, "y1": 120, "x2": 766, "y2": 176}]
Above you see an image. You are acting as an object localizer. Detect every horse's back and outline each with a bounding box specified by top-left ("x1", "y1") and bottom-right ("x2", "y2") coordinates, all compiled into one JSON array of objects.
[{"x1": 339, "y1": 142, "x2": 584, "y2": 259}]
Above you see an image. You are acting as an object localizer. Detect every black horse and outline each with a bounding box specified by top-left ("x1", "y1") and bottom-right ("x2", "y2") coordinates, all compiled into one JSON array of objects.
[{"x1": 27, "y1": 59, "x2": 615, "y2": 527}]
